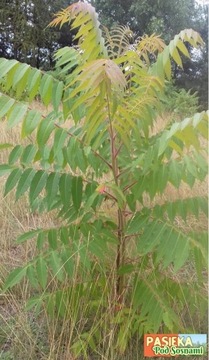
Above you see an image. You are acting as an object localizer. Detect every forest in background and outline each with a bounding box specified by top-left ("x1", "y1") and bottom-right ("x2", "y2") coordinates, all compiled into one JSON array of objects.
[{"x1": 0, "y1": 0, "x2": 208, "y2": 107}]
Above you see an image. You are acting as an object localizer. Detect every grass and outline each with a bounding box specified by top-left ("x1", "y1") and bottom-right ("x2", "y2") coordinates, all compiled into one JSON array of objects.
[{"x1": 0, "y1": 105, "x2": 208, "y2": 359}]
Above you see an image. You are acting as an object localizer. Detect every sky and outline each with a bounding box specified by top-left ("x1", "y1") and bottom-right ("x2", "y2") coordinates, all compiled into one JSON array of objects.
[
  {"x1": 179, "y1": 334, "x2": 207, "y2": 345},
  {"x1": 196, "y1": 0, "x2": 209, "y2": 4}
]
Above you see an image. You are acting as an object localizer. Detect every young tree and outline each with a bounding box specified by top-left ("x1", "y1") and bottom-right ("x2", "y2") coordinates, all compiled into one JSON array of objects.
[{"x1": 1, "y1": 2, "x2": 207, "y2": 357}]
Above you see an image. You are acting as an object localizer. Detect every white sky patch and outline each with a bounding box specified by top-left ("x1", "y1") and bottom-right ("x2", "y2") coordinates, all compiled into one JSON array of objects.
[{"x1": 196, "y1": 0, "x2": 209, "y2": 5}]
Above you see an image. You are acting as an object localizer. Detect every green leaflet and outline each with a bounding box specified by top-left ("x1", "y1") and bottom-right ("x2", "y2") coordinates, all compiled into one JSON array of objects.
[
  {"x1": 61, "y1": 249, "x2": 74, "y2": 278},
  {"x1": 16, "y1": 168, "x2": 36, "y2": 200},
  {"x1": 116, "y1": 323, "x2": 132, "y2": 354},
  {"x1": 26, "y1": 296, "x2": 42, "y2": 313},
  {"x1": 154, "y1": 164, "x2": 169, "y2": 195},
  {"x1": 8, "y1": 145, "x2": 23, "y2": 165},
  {"x1": 46, "y1": 293, "x2": 56, "y2": 317},
  {"x1": 0, "y1": 95, "x2": 15, "y2": 118},
  {"x1": 36, "y1": 257, "x2": 48, "y2": 289},
  {"x1": 40, "y1": 74, "x2": 53, "y2": 106},
  {"x1": 21, "y1": 144, "x2": 37, "y2": 165},
  {"x1": 55, "y1": 290, "x2": 70, "y2": 318},
  {"x1": 38, "y1": 145, "x2": 50, "y2": 166},
  {"x1": 16, "y1": 66, "x2": 30, "y2": 98},
  {"x1": 176, "y1": 39, "x2": 190, "y2": 58},
  {"x1": 173, "y1": 235, "x2": 189, "y2": 272},
  {"x1": 21, "y1": 110, "x2": 42, "y2": 137},
  {"x1": 54, "y1": 46, "x2": 79, "y2": 67},
  {"x1": 72, "y1": 176, "x2": 83, "y2": 211},
  {"x1": 75, "y1": 148, "x2": 87, "y2": 173},
  {"x1": 185, "y1": 155, "x2": 199, "y2": 177},
  {"x1": 168, "y1": 160, "x2": 182, "y2": 188},
  {"x1": 188, "y1": 232, "x2": 207, "y2": 263},
  {"x1": 16, "y1": 229, "x2": 42, "y2": 244},
  {"x1": 163, "y1": 312, "x2": 175, "y2": 332},
  {"x1": 45, "y1": 172, "x2": 60, "y2": 209},
  {"x1": 60, "y1": 227, "x2": 69, "y2": 245},
  {"x1": 48, "y1": 229, "x2": 58, "y2": 250},
  {"x1": 59, "y1": 204, "x2": 79, "y2": 223},
  {"x1": 66, "y1": 136, "x2": 77, "y2": 171},
  {"x1": 84, "y1": 192, "x2": 99, "y2": 211},
  {"x1": 53, "y1": 128, "x2": 68, "y2": 157},
  {"x1": 107, "y1": 183, "x2": 126, "y2": 208},
  {"x1": 13, "y1": 63, "x2": 30, "y2": 88},
  {"x1": 71, "y1": 339, "x2": 87, "y2": 358},
  {"x1": 169, "y1": 42, "x2": 183, "y2": 68},
  {"x1": 76, "y1": 244, "x2": 91, "y2": 270},
  {"x1": 117, "y1": 264, "x2": 136, "y2": 275},
  {"x1": 7, "y1": 103, "x2": 28, "y2": 128},
  {"x1": 59, "y1": 173, "x2": 72, "y2": 209},
  {"x1": 52, "y1": 81, "x2": 64, "y2": 111},
  {"x1": 49, "y1": 251, "x2": 64, "y2": 282},
  {"x1": 126, "y1": 212, "x2": 149, "y2": 235},
  {"x1": 126, "y1": 193, "x2": 136, "y2": 212},
  {"x1": 163, "y1": 48, "x2": 171, "y2": 79},
  {"x1": 28, "y1": 68, "x2": 42, "y2": 102},
  {"x1": 4, "y1": 267, "x2": 27, "y2": 290},
  {"x1": 4, "y1": 168, "x2": 22, "y2": 196},
  {"x1": 155, "y1": 224, "x2": 190, "y2": 271},
  {"x1": 36, "y1": 231, "x2": 46, "y2": 250},
  {"x1": 0, "y1": 58, "x2": 18, "y2": 78},
  {"x1": 133, "y1": 278, "x2": 164, "y2": 332},
  {"x1": 63, "y1": 89, "x2": 73, "y2": 120},
  {"x1": 88, "y1": 236, "x2": 107, "y2": 260},
  {"x1": 29, "y1": 170, "x2": 48, "y2": 204},
  {"x1": 5, "y1": 63, "x2": 19, "y2": 91},
  {"x1": 136, "y1": 221, "x2": 165, "y2": 254},
  {"x1": 0, "y1": 164, "x2": 13, "y2": 176},
  {"x1": 37, "y1": 113, "x2": 55, "y2": 147},
  {"x1": 27, "y1": 265, "x2": 39, "y2": 288}
]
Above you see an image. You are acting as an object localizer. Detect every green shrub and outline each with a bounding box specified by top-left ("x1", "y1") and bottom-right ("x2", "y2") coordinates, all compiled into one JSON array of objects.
[{"x1": 162, "y1": 83, "x2": 199, "y2": 118}]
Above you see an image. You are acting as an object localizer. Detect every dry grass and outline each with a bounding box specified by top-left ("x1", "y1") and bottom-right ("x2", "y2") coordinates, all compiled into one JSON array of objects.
[
  {"x1": 0, "y1": 104, "x2": 208, "y2": 359},
  {"x1": 0, "y1": 110, "x2": 59, "y2": 359}
]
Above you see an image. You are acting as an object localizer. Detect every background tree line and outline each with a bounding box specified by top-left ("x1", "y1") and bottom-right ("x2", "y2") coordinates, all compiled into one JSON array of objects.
[{"x1": 0, "y1": 0, "x2": 208, "y2": 107}]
